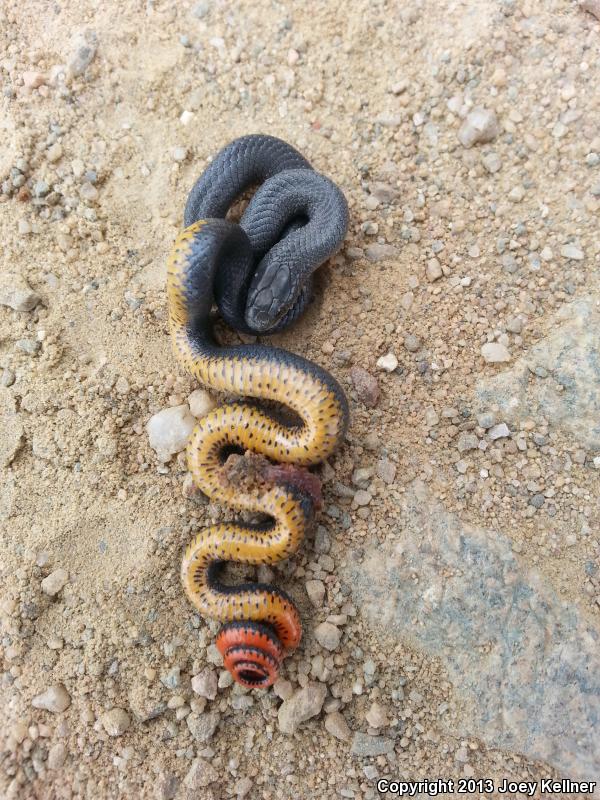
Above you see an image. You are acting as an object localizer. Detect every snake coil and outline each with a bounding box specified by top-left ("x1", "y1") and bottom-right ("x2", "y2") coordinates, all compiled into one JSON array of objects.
[{"x1": 167, "y1": 135, "x2": 349, "y2": 688}]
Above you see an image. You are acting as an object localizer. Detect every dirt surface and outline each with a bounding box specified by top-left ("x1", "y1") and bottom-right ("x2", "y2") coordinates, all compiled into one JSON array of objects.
[{"x1": 1, "y1": 1, "x2": 599, "y2": 799}]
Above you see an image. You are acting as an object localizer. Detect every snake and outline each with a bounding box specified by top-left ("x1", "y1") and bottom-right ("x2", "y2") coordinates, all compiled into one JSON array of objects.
[{"x1": 166, "y1": 135, "x2": 349, "y2": 688}]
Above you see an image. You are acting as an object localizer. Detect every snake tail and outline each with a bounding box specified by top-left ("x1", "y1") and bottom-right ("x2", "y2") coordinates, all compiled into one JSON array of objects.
[{"x1": 168, "y1": 219, "x2": 348, "y2": 688}]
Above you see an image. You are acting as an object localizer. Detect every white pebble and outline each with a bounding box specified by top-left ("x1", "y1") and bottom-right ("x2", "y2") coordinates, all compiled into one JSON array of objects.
[
  {"x1": 180, "y1": 110, "x2": 194, "y2": 125},
  {"x1": 560, "y1": 244, "x2": 584, "y2": 261},
  {"x1": 376, "y1": 353, "x2": 398, "y2": 372},
  {"x1": 481, "y1": 342, "x2": 511, "y2": 363},
  {"x1": 146, "y1": 405, "x2": 195, "y2": 462},
  {"x1": 41, "y1": 568, "x2": 68, "y2": 597},
  {"x1": 188, "y1": 389, "x2": 216, "y2": 419}
]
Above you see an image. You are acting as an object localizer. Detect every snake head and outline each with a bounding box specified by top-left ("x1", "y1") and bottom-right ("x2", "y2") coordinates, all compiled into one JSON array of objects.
[{"x1": 245, "y1": 261, "x2": 294, "y2": 333}]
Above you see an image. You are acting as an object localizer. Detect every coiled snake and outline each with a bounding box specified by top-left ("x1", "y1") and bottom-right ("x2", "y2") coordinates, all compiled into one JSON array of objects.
[{"x1": 167, "y1": 135, "x2": 349, "y2": 688}]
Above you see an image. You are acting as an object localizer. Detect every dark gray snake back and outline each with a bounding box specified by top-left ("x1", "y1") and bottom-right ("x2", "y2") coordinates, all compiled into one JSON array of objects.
[{"x1": 183, "y1": 134, "x2": 349, "y2": 335}]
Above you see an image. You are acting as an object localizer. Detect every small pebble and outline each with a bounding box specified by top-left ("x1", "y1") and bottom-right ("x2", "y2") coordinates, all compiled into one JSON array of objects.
[
  {"x1": 47, "y1": 742, "x2": 67, "y2": 769},
  {"x1": 488, "y1": 423, "x2": 510, "y2": 440},
  {"x1": 32, "y1": 685, "x2": 71, "y2": 713},
  {"x1": 350, "y1": 367, "x2": 380, "y2": 408},
  {"x1": 0, "y1": 272, "x2": 41, "y2": 312},
  {"x1": 188, "y1": 389, "x2": 216, "y2": 418},
  {"x1": 404, "y1": 333, "x2": 421, "y2": 352},
  {"x1": 306, "y1": 579, "x2": 326, "y2": 607},
  {"x1": 314, "y1": 621, "x2": 341, "y2": 651},
  {"x1": 186, "y1": 711, "x2": 219, "y2": 742},
  {"x1": 191, "y1": 669, "x2": 218, "y2": 700},
  {"x1": 376, "y1": 353, "x2": 398, "y2": 372},
  {"x1": 146, "y1": 405, "x2": 195, "y2": 462},
  {"x1": 560, "y1": 244, "x2": 584, "y2": 261},
  {"x1": 458, "y1": 107, "x2": 500, "y2": 148},
  {"x1": 426, "y1": 258, "x2": 443, "y2": 282},
  {"x1": 324, "y1": 711, "x2": 351, "y2": 741},
  {"x1": 100, "y1": 708, "x2": 131, "y2": 737},
  {"x1": 481, "y1": 342, "x2": 511, "y2": 363},
  {"x1": 278, "y1": 682, "x2": 327, "y2": 734},
  {"x1": 41, "y1": 568, "x2": 68, "y2": 597},
  {"x1": 366, "y1": 702, "x2": 389, "y2": 729}
]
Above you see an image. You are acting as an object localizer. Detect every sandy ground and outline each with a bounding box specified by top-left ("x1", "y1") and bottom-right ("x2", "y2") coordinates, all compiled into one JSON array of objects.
[{"x1": 1, "y1": 1, "x2": 599, "y2": 798}]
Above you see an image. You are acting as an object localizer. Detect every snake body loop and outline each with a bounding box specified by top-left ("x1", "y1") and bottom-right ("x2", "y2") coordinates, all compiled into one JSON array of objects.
[{"x1": 168, "y1": 136, "x2": 348, "y2": 688}]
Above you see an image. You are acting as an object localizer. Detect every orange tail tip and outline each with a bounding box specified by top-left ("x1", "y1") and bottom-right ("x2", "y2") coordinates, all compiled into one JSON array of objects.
[{"x1": 216, "y1": 621, "x2": 284, "y2": 689}]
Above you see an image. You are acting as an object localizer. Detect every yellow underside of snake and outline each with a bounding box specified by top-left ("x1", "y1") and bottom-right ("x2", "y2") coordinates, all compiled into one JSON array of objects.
[{"x1": 167, "y1": 220, "x2": 347, "y2": 688}]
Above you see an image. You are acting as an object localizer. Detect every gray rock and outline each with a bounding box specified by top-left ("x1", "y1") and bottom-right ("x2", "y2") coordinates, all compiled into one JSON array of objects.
[
  {"x1": 404, "y1": 333, "x2": 421, "y2": 352},
  {"x1": 482, "y1": 152, "x2": 502, "y2": 173},
  {"x1": 350, "y1": 367, "x2": 380, "y2": 408},
  {"x1": 364, "y1": 243, "x2": 397, "y2": 262},
  {"x1": 278, "y1": 682, "x2": 327, "y2": 734},
  {"x1": 458, "y1": 107, "x2": 500, "y2": 148},
  {"x1": 350, "y1": 732, "x2": 394, "y2": 757},
  {"x1": 0, "y1": 272, "x2": 41, "y2": 311},
  {"x1": 345, "y1": 480, "x2": 600, "y2": 780},
  {"x1": 306, "y1": 579, "x2": 326, "y2": 607},
  {"x1": 186, "y1": 711, "x2": 219, "y2": 742},
  {"x1": 0, "y1": 388, "x2": 23, "y2": 468},
  {"x1": 457, "y1": 433, "x2": 478, "y2": 453},
  {"x1": 560, "y1": 244, "x2": 584, "y2": 261},
  {"x1": 314, "y1": 525, "x2": 331, "y2": 554},
  {"x1": 324, "y1": 711, "x2": 351, "y2": 741},
  {"x1": 183, "y1": 757, "x2": 218, "y2": 789},
  {"x1": 488, "y1": 423, "x2": 510, "y2": 440},
  {"x1": 47, "y1": 742, "x2": 67, "y2": 769},
  {"x1": 314, "y1": 621, "x2": 341, "y2": 650},
  {"x1": 67, "y1": 30, "x2": 98, "y2": 78},
  {"x1": 529, "y1": 493, "x2": 545, "y2": 509},
  {"x1": 376, "y1": 457, "x2": 396, "y2": 484},
  {"x1": 476, "y1": 296, "x2": 600, "y2": 450}
]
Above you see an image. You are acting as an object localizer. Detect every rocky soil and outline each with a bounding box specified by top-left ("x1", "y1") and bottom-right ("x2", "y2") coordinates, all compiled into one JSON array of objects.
[{"x1": 1, "y1": 1, "x2": 599, "y2": 798}]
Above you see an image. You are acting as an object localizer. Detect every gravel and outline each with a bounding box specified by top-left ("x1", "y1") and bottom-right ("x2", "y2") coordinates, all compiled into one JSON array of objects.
[
  {"x1": 0, "y1": 272, "x2": 41, "y2": 312},
  {"x1": 191, "y1": 669, "x2": 218, "y2": 700},
  {"x1": 41, "y1": 568, "x2": 69, "y2": 596},
  {"x1": 278, "y1": 682, "x2": 327, "y2": 734},
  {"x1": 350, "y1": 732, "x2": 394, "y2": 757},
  {"x1": 376, "y1": 353, "x2": 398, "y2": 372},
  {"x1": 350, "y1": 367, "x2": 380, "y2": 407},
  {"x1": 324, "y1": 711, "x2": 351, "y2": 741},
  {"x1": 481, "y1": 342, "x2": 511, "y2": 363},
  {"x1": 186, "y1": 711, "x2": 219, "y2": 742},
  {"x1": 31, "y1": 685, "x2": 71, "y2": 713},
  {"x1": 100, "y1": 707, "x2": 131, "y2": 736},
  {"x1": 314, "y1": 621, "x2": 341, "y2": 650},
  {"x1": 457, "y1": 107, "x2": 500, "y2": 147}
]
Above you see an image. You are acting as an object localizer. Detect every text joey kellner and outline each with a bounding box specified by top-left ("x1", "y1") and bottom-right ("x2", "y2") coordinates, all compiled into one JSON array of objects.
[{"x1": 376, "y1": 778, "x2": 597, "y2": 797}]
